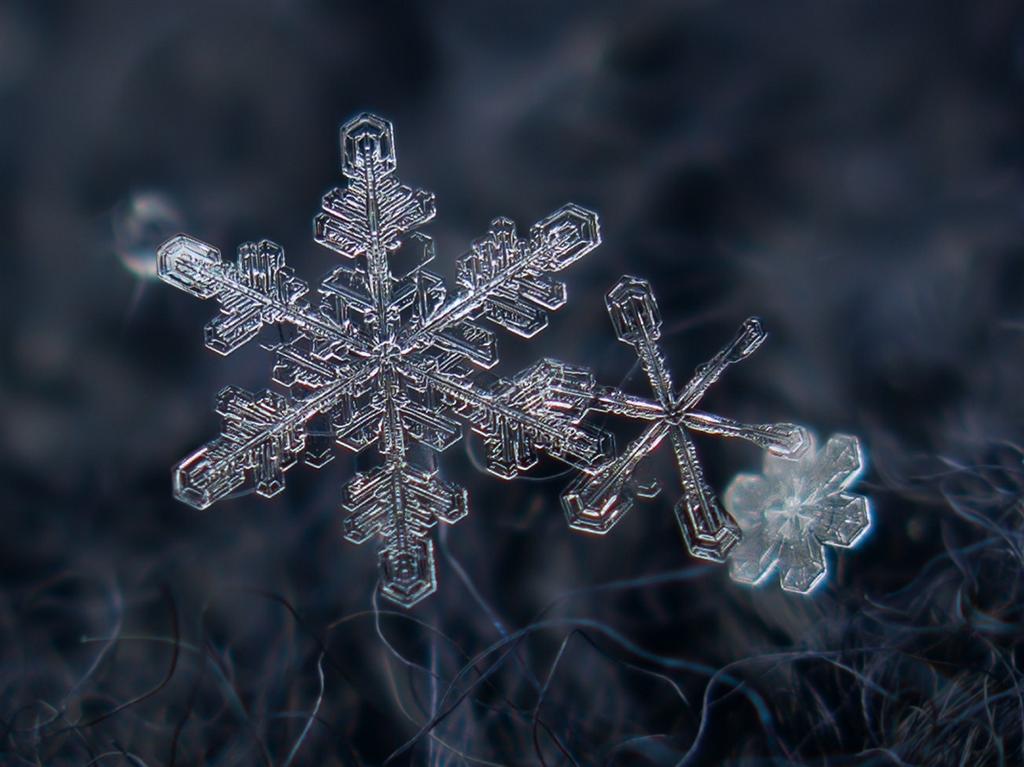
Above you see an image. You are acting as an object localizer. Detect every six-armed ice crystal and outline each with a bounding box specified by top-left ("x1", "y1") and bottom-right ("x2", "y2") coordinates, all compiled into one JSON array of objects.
[
  {"x1": 159, "y1": 113, "x2": 609, "y2": 607},
  {"x1": 725, "y1": 433, "x2": 872, "y2": 592},
  {"x1": 562, "y1": 276, "x2": 811, "y2": 561}
]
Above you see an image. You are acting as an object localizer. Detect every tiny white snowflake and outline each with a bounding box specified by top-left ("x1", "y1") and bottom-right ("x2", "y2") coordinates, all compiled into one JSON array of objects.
[
  {"x1": 562, "y1": 275, "x2": 811, "y2": 561},
  {"x1": 159, "y1": 113, "x2": 609, "y2": 607},
  {"x1": 724, "y1": 433, "x2": 872, "y2": 593}
]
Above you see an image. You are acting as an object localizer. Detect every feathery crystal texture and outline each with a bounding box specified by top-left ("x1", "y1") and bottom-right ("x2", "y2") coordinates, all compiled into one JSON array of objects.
[
  {"x1": 562, "y1": 276, "x2": 811, "y2": 561},
  {"x1": 158, "y1": 113, "x2": 609, "y2": 607},
  {"x1": 724, "y1": 433, "x2": 871, "y2": 592}
]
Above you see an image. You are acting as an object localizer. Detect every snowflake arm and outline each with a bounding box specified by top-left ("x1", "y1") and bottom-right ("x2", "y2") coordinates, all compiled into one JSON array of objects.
[
  {"x1": 314, "y1": 113, "x2": 434, "y2": 260},
  {"x1": 172, "y1": 386, "x2": 304, "y2": 508},
  {"x1": 401, "y1": 206, "x2": 601, "y2": 353},
  {"x1": 170, "y1": 363, "x2": 376, "y2": 509},
  {"x1": 561, "y1": 275, "x2": 810, "y2": 562},
  {"x1": 724, "y1": 433, "x2": 872, "y2": 593},
  {"x1": 418, "y1": 359, "x2": 610, "y2": 478},
  {"x1": 158, "y1": 235, "x2": 369, "y2": 357},
  {"x1": 342, "y1": 458, "x2": 467, "y2": 607}
]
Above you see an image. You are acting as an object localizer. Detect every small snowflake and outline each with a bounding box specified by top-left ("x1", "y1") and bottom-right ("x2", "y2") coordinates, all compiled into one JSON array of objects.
[
  {"x1": 159, "y1": 114, "x2": 609, "y2": 607},
  {"x1": 562, "y1": 275, "x2": 810, "y2": 561},
  {"x1": 724, "y1": 433, "x2": 872, "y2": 593}
]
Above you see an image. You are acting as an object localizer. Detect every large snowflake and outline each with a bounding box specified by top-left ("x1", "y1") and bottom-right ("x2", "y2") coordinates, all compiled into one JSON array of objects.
[{"x1": 158, "y1": 113, "x2": 610, "y2": 607}]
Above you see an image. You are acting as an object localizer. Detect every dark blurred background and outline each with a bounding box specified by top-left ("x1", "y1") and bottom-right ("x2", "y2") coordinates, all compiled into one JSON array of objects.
[{"x1": 4, "y1": 1, "x2": 1024, "y2": 764}]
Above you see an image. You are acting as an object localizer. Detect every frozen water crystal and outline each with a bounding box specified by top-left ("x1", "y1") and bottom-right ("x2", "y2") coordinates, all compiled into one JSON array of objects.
[
  {"x1": 724, "y1": 433, "x2": 872, "y2": 593},
  {"x1": 562, "y1": 276, "x2": 811, "y2": 561},
  {"x1": 159, "y1": 113, "x2": 609, "y2": 607}
]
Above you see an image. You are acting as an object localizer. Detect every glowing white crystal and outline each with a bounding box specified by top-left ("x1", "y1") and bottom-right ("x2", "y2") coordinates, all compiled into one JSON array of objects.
[{"x1": 725, "y1": 433, "x2": 871, "y2": 593}]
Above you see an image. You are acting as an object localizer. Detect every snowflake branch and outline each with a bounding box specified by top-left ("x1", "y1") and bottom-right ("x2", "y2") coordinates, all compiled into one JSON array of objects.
[
  {"x1": 563, "y1": 421, "x2": 670, "y2": 534},
  {"x1": 173, "y1": 359, "x2": 378, "y2": 509},
  {"x1": 667, "y1": 425, "x2": 740, "y2": 561},
  {"x1": 412, "y1": 364, "x2": 609, "y2": 475},
  {"x1": 399, "y1": 204, "x2": 600, "y2": 354},
  {"x1": 159, "y1": 235, "x2": 369, "y2": 357},
  {"x1": 682, "y1": 412, "x2": 809, "y2": 457}
]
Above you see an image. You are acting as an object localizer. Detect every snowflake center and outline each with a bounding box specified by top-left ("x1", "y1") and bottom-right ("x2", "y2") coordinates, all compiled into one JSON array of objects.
[
  {"x1": 766, "y1": 495, "x2": 814, "y2": 538},
  {"x1": 377, "y1": 339, "x2": 403, "y2": 364},
  {"x1": 666, "y1": 404, "x2": 690, "y2": 426}
]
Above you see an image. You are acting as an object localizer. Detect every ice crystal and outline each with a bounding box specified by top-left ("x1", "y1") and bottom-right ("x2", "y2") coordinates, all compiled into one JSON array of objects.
[
  {"x1": 562, "y1": 276, "x2": 811, "y2": 561},
  {"x1": 724, "y1": 433, "x2": 871, "y2": 593},
  {"x1": 158, "y1": 113, "x2": 609, "y2": 607}
]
